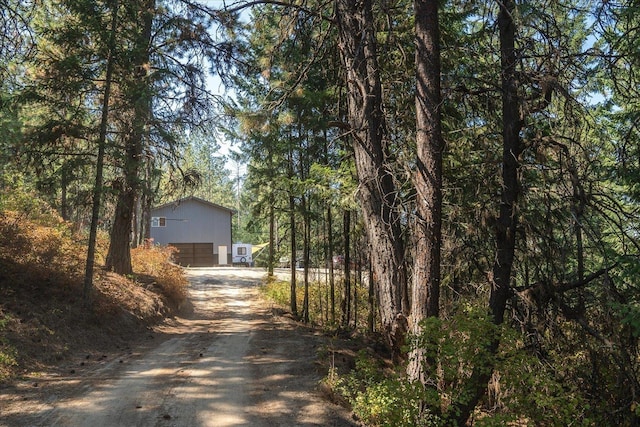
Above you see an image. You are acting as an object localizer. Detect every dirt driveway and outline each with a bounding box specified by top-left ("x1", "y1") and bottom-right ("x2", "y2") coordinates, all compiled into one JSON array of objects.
[{"x1": 0, "y1": 267, "x2": 356, "y2": 426}]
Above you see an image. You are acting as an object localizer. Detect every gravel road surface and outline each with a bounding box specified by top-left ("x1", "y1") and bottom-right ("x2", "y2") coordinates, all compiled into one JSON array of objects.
[{"x1": 0, "y1": 267, "x2": 355, "y2": 427}]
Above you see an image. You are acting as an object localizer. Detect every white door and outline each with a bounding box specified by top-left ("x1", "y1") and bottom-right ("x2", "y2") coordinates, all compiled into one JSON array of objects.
[{"x1": 218, "y1": 245, "x2": 227, "y2": 265}]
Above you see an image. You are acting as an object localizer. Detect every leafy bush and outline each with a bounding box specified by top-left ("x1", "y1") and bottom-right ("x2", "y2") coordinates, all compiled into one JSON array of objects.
[
  {"x1": 0, "y1": 185, "x2": 62, "y2": 225},
  {"x1": 486, "y1": 342, "x2": 594, "y2": 427},
  {"x1": 329, "y1": 304, "x2": 595, "y2": 427},
  {"x1": 335, "y1": 350, "x2": 441, "y2": 427},
  {"x1": 408, "y1": 306, "x2": 592, "y2": 425}
]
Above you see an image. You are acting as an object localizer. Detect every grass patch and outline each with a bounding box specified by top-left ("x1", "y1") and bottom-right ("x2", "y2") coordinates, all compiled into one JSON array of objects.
[{"x1": 259, "y1": 271, "x2": 374, "y2": 330}]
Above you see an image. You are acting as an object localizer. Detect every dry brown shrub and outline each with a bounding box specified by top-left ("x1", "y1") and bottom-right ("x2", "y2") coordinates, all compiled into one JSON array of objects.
[
  {"x1": 131, "y1": 245, "x2": 188, "y2": 306},
  {"x1": 0, "y1": 192, "x2": 178, "y2": 381},
  {"x1": 0, "y1": 210, "x2": 85, "y2": 283},
  {"x1": 92, "y1": 270, "x2": 167, "y2": 322}
]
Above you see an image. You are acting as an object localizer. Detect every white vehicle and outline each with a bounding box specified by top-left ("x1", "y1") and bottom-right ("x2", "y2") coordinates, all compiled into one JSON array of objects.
[{"x1": 232, "y1": 243, "x2": 253, "y2": 265}]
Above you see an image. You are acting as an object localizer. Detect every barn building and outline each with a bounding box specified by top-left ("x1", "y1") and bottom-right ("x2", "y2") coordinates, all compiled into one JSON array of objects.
[{"x1": 149, "y1": 196, "x2": 234, "y2": 267}]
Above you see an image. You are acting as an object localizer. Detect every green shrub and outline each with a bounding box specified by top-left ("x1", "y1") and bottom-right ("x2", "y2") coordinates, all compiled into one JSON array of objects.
[
  {"x1": 260, "y1": 278, "x2": 291, "y2": 307},
  {"x1": 335, "y1": 350, "x2": 441, "y2": 427},
  {"x1": 408, "y1": 306, "x2": 594, "y2": 426},
  {"x1": 485, "y1": 328, "x2": 595, "y2": 426},
  {"x1": 331, "y1": 304, "x2": 595, "y2": 426}
]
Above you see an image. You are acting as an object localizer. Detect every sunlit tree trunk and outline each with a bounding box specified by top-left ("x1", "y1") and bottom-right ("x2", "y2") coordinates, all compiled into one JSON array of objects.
[
  {"x1": 268, "y1": 200, "x2": 275, "y2": 277},
  {"x1": 302, "y1": 193, "x2": 310, "y2": 323},
  {"x1": 335, "y1": 0, "x2": 408, "y2": 360},
  {"x1": 407, "y1": 0, "x2": 443, "y2": 385}
]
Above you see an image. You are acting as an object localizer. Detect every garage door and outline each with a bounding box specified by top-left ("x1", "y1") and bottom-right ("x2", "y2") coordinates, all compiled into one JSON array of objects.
[{"x1": 169, "y1": 243, "x2": 214, "y2": 267}]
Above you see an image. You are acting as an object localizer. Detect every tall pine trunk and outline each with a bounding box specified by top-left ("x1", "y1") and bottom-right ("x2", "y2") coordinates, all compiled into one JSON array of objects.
[
  {"x1": 288, "y1": 145, "x2": 298, "y2": 316},
  {"x1": 105, "y1": 0, "x2": 154, "y2": 274},
  {"x1": 139, "y1": 161, "x2": 154, "y2": 245},
  {"x1": 450, "y1": 1, "x2": 524, "y2": 423},
  {"x1": 267, "y1": 144, "x2": 276, "y2": 277},
  {"x1": 335, "y1": 0, "x2": 408, "y2": 359},
  {"x1": 327, "y1": 205, "x2": 336, "y2": 323},
  {"x1": 340, "y1": 209, "x2": 351, "y2": 327},
  {"x1": 288, "y1": 192, "x2": 298, "y2": 315},
  {"x1": 407, "y1": 0, "x2": 443, "y2": 384},
  {"x1": 490, "y1": 0, "x2": 523, "y2": 325},
  {"x1": 84, "y1": 0, "x2": 118, "y2": 299},
  {"x1": 302, "y1": 194, "x2": 310, "y2": 323},
  {"x1": 268, "y1": 200, "x2": 275, "y2": 277}
]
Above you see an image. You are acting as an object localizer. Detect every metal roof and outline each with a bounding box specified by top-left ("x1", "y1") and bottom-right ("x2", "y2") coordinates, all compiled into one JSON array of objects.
[{"x1": 151, "y1": 196, "x2": 236, "y2": 214}]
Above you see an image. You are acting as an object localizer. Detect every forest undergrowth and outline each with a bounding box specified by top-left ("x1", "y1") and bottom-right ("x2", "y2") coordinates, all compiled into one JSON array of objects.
[
  {"x1": 0, "y1": 190, "x2": 188, "y2": 382},
  {"x1": 260, "y1": 277, "x2": 603, "y2": 426}
]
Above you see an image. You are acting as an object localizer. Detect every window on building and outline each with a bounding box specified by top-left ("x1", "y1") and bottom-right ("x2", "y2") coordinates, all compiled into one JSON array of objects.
[
  {"x1": 151, "y1": 217, "x2": 166, "y2": 227},
  {"x1": 237, "y1": 247, "x2": 247, "y2": 255}
]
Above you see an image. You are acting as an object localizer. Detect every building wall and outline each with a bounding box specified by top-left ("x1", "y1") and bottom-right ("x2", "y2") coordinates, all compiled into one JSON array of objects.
[{"x1": 150, "y1": 199, "x2": 232, "y2": 257}]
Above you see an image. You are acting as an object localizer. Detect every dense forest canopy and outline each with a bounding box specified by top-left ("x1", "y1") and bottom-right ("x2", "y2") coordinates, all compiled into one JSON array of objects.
[{"x1": 2, "y1": 0, "x2": 640, "y2": 424}]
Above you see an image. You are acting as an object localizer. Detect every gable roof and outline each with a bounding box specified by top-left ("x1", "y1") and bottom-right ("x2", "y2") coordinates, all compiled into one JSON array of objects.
[{"x1": 151, "y1": 196, "x2": 235, "y2": 214}]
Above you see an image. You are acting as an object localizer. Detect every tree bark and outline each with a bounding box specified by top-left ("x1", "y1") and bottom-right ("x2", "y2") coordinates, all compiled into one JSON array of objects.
[
  {"x1": 288, "y1": 145, "x2": 298, "y2": 316},
  {"x1": 335, "y1": 0, "x2": 408, "y2": 359},
  {"x1": 490, "y1": 0, "x2": 523, "y2": 325},
  {"x1": 368, "y1": 251, "x2": 375, "y2": 333},
  {"x1": 106, "y1": 184, "x2": 137, "y2": 274},
  {"x1": 268, "y1": 200, "x2": 275, "y2": 277},
  {"x1": 450, "y1": 1, "x2": 524, "y2": 423},
  {"x1": 289, "y1": 191, "x2": 298, "y2": 315},
  {"x1": 267, "y1": 143, "x2": 275, "y2": 277},
  {"x1": 105, "y1": 0, "x2": 154, "y2": 274},
  {"x1": 341, "y1": 209, "x2": 351, "y2": 327},
  {"x1": 327, "y1": 205, "x2": 336, "y2": 323},
  {"x1": 302, "y1": 193, "x2": 310, "y2": 323},
  {"x1": 84, "y1": 0, "x2": 118, "y2": 299},
  {"x1": 407, "y1": 0, "x2": 443, "y2": 385},
  {"x1": 140, "y1": 162, "x2": 154, "y2": 245}
]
